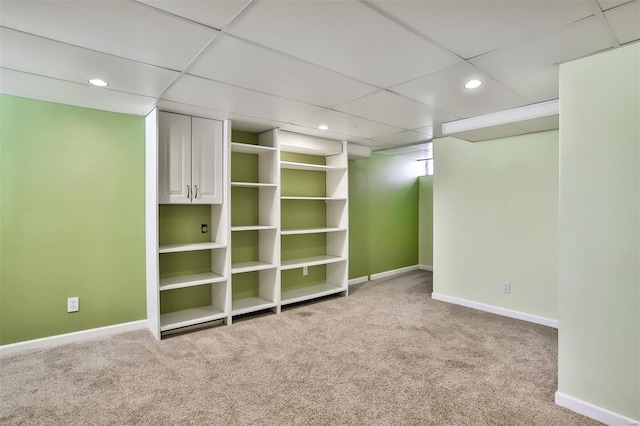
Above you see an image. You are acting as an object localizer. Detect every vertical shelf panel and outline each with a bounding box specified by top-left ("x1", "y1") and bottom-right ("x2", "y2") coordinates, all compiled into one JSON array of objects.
[
  {"x1": 229, "y1": 129, "x2": 280, "y2": 320},
  {"x1": 147, "y1": 113, "x2": 230, "y2": 339},
  {"x1": 279, "y1": 135, "x2": 348, "y2": 305}
]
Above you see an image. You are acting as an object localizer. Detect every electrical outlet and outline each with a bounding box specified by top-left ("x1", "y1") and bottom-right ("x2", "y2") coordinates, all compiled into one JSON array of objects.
[
  {"x1": 303, "y1": 266, "x2": 308, "y2": 276},
  {"x1": 67, "y1": 297, "x2": 79, "y2": 313},
  {"x1": 201, "y1": 224, "x2": 208, "y2": 234},
  {"x1": 502, "y1": 282, "x2": 511, "y2": 294}
]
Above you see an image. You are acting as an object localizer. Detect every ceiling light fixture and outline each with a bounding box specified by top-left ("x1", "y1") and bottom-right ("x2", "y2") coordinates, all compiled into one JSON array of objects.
[
  {"x1": 464, "y1": 79, "x2": 482, "y2": 89},
  {"x1": 88, "y1": 78, "x2": 108, "y2": 87},
  {"x1": 318, "y1": 125, "x2": 329, "y2": 130}
]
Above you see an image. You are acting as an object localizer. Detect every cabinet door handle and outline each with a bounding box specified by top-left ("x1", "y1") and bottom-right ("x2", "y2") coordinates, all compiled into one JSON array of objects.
[
  {"x1": 186, "y1": 185, "x2": 191, "y2": 200},
  {"x1": 194, "y1": 185, "x2": 199, "y2": 199}
]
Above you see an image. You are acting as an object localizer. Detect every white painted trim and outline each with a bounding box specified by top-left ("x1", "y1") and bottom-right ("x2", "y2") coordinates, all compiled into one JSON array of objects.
[
  {"x1": 348, "y1": 276, "x2": 369, "y2": 285},
  {"x1": 418, "y1": 265, "x2": 433, "y2": 271},
  {"x1": 0, "y1": 320, "x2": 147, "y2": 357},
  {"x1": 431, "y1": 293, "x2": 558, "y2": 328},
  {"x1": 555, "y1": 391, "x2": 639, "y2": 426},
  {"x1": 370, "y1": 265, "x2": 419, "y2": 281},
  {"x1": 347, "y1": 142, "x2": 373, "y2": 160},
  {"x1": 442, "y1": 99, "x2": 559, "y2": 135}
]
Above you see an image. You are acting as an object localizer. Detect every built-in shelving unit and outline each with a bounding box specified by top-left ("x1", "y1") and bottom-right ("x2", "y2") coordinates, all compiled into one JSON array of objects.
[
  {"x1": 146, "y1": 116, "x2": 349, "y2": 340},
  {"x1": 228, "y1": 130, "x2": 280, "y2": 320},
  {"x1": 279, "y1": 131, "x2": 349, "y2": 307},
  {"x1": 145, "y1": 109, "x2": 231, "y2": 339}
]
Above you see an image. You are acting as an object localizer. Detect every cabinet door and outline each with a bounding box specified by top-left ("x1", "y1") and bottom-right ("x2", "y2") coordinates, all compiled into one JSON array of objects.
[
  {"x1": 158, "y1": 112, "x2": 192, "y2": 204},
  {"x1": 191, "y1": 117, "x2": 223, "y2": 204}
]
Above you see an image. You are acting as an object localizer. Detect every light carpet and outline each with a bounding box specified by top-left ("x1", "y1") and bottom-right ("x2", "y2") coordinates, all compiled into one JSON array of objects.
[{"x1": 0, "y1": 271, "x2": 600, "y2": 425}]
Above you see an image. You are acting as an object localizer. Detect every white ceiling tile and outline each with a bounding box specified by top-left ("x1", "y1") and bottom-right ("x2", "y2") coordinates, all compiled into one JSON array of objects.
[
  {"x1": 362, "y1": 139, "x2": 399, "y2": 149},
  {"x1": 391, "y1": 62, "x2": 530, "y2": 119},
  {"x1": 604, "y1": 1, "x2": 640, "y2": 44},
  {"x1": 0, "y1": 68, "x2": 156, "y2": 116},
  {"x1": 0, "y1": 1, "x2": 217, "y2": 70},
  {"x1": 411, "y1": 142, "x2": 433, "y2": 151},
  {"x1": 372, "y1": 131, "x2": 431, "y2": 145},
  {"x1": 189, "y1": 35, "x2": 376, "y2": 107},
  {"x1": 470, "y1": 16, "x2": 614, "y2": 103},
  {"x1": 376, "y1": 145, "x2": 429, "y2": 156},
  {"x1": 413, "y1": 126, "x2": 434, "y2": 138},
  {"x1": 513, "y1": 115, "x2": 560, "y2": 133},
  {"x1": 371, "y1": 1, "x2": 595, "y2": 59},
  {"x1": 155, "y1": 99, "x2": 285, "y2": 133},
  {"x1": 447, "y1": 124, "x2": 529, "y2": 143},
  {"x1": 225, "y1": 0, "x2": 460, "y2": 87},
  {"x1": 161, "y1": 74, "x2": 323, "y2": 123},
  {"x1": 597, "y1": 0, "x2": 634, "y2": 11},
  {"x1": 291, "y1": 109, "x2": 404, "y2": 140},
  {"x1": 0, "y1": 28, "x2": 178, "y2": 98},
  {"x1": 137, "y1": 0, "x2": 250, "y2": 30},
  {"x1": 334, "y1": 91, "x2": 458, "y2": 130},
  {"x1": 278, "y1": 124, "x2": 365, "y2": 143}
]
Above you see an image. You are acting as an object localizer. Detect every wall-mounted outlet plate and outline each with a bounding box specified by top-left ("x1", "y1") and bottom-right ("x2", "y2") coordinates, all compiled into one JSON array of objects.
[
  {"x1": 201, "y1": 224, "x2": 208, "y2": 233},
  {"x1": 67, "y1": 297, "x2": 79, "y2": 312},
  {"x1": 303, "y1": 266, "x2": 308, "y2": 276},
  {"x1": 502, "y1": 282, "x2": 511, "y2": 294}
]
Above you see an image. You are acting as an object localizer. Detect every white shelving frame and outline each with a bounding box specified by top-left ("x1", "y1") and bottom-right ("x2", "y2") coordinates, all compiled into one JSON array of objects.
[
  {"x1": 145, "y1": 109, "x2": 231, "y2": 339},
  {"x1": 228, "y1": 129, "x2": 280, "y2": 321},
  {"x1": 279, "y1": 132, "x2": 349, "y2": 307},
  {"x1": 145, "y1": 123, "x2": 349, "y2": 338}
]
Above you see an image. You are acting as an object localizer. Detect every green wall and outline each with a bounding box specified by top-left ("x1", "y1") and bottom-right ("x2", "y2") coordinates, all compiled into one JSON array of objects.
[
  {"x1": 0, "y1": 95, "x2": 146, "y2": 345},
  {"x1": 418, "y1": 176, "x2": 433, "y2": 267},
  {"x1": 348, "y1": 154, "x2": 419, "y2": 278},
  {"x1": 558, "y1": 43, "x2": 639, "y2": 421},
  {"x1": 0, "y1": 104, "x2": 421, "y2": 345},
  {"x1": 433, "y1": 131, "x2": 559, "y2": 320}
]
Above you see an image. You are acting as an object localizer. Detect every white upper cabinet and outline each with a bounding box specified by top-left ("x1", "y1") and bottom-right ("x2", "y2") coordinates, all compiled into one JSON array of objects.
[
  {"x1": 191, "y1": 117, "x2": 223, "y2": 204},
  {"x1": 158, "y1": 111, "x2": 223, "y2": 204}
]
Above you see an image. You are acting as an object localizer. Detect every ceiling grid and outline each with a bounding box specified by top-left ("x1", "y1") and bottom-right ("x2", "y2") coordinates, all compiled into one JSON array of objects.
[{"x1": 0, "y1": 0, "x2": 638, "y2": 149}]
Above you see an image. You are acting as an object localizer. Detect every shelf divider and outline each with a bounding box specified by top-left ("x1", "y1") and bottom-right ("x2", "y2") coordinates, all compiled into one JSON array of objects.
[
  {"x1": 160, "y1": 305, "x2": 227, "y2": 332},
  {"x1": 280, "y1": 283, "x2": 346, "y2": 306},
  {"x1": 159, "y1": 241, "x2": 226, "y2": 254},
  {"x1": 280, "y1": 255, "x2": 346, "y2": 270},
  {"x1": 159, "y1": 272, "x2": 226, "y2": 291},
  {"x1": 280, "y1": 161, "x2": 346, "y2": 172}
]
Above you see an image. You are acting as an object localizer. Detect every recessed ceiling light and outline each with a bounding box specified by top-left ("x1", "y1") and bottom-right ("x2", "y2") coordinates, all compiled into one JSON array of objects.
[
  {"x1": 464, "y1": 79, "x2": 482, "y2": 89},
  {"x1": 88, "y1": 78, "x2": 108, "y2": 87},
  {"x1": 318, "y1": 125, "x2": 329, "y2": 130}
]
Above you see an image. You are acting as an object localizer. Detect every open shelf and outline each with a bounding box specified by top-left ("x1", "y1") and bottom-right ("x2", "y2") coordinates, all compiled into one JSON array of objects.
[
  {"x1": 280, "y1": 255, "x2": 346, "y2": 270},
  {"x1": 281, "y1": 196, "x2": 346, "y2": 201},
  {"x1": 232, "y1": 296, "x2": 277, "y2": 316},
  {"x1": 159, "y1": 272, "x2": 226, "y2": 292},
  {"x1": 231, "y1": 142, "x2": 277, "y2": 154},
  {"x1": 231, "y1": 182, "x2": 277, "y2": 188},
  {"x1": 231, "y1": 225, "x2": 277, "y2": 232},
  {"x1": 280, "y1": 283, "x2": 346, "y2": 306},
  {"x1": 280, "y1": 161, "x2": 346, "y2": 172},
  {"x1": 160, "y1": 305, "x2": 226, "y2": 332},
  {"x1": 232, "y1": 261, "x2": 277, "y2": 274},
  {"x1": 159, "y1": 242, "x2": 226, "y2": 254},
  {"x1": 281, "y1": 227, "x2": 347, "y2": 235}
]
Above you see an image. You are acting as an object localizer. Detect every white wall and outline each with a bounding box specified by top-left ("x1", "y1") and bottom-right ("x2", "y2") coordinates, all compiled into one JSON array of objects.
[
  {"x1": 433, "y1": 131, "x2": 559, "y2": 321},
  {"x1": 558, "y1": 43, "x2": 639, "y2": 421}
]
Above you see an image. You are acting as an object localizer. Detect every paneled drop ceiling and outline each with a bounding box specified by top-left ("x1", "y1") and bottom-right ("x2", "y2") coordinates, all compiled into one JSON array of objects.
[{"x1": 1, "y1": 0, "x2": 638, "y2": 152}]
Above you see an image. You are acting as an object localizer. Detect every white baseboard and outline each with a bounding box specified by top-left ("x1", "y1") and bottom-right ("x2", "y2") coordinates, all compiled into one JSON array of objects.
[
  {"x1": 348, "y1": 276, "x2": 369, "y2": 285},
  {"x1": 431, "y1": 293, "x2": 558, "y2": 329},
  {"x1": 419, "y1": 265, "x2": 433, "y2": 271},
  {"x1": 370, "y1": 265, "x2": 419, "y2": 281},
  {"x1": 555, "y1": 391, "x2": 639, "y2": 426},
  {"x1": 0, "y1": 320, "x2": 147, "y2": 357}
]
